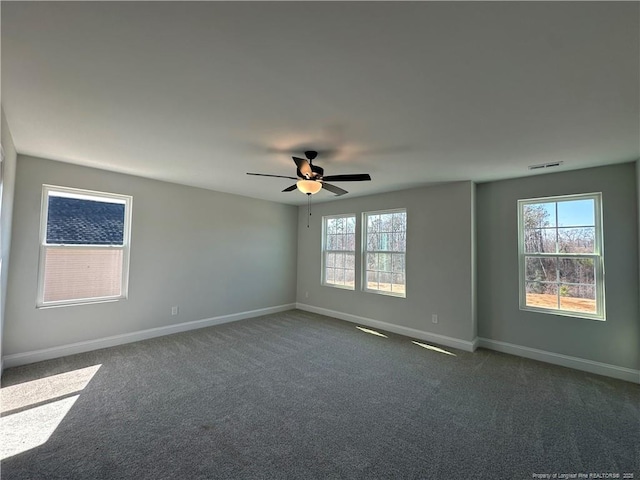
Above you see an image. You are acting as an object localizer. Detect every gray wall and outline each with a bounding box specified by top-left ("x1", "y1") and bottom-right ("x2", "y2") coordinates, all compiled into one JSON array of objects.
[
  {"x1": 296, "y1": 181, "x2": 476, "y2": 343},
  {"x1": 477, "y1": 163, "x2": 639, "y2": 370},
  {"x1": 4, "y1": 156, "x2": 298, "y2": 356},
  {"x1": 1, "y1": 108, "x2": 18, "y2": 369}
]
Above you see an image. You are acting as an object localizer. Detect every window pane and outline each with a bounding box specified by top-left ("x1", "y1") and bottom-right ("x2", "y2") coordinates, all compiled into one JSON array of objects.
[
  {"x1": 346, "y1": 233, "x2": 355, "y2": 251},
  {"x1": 326, "y1": 268, "x2": 335, "y2": 284},
  {"x1": 559, "y1": 285, "x2": 596, "y2": 313},
  {"x1": 392, "y1": 212, "x2": 406, "y2": 232},
  {"x1": 558, "y1": 199, "x2": 595, "y2": 227},
  {"x1": 346, "y1": 217, "x2": 355, "y2": 233},
  {"x1": 47, "y1": 196, "x2": 125, "y2": 245},
  {"x1": 522, "y1": 203, "x2": 555, "y2": 228},
  {"x1": 379, "y1": 253, "x2": 392, "y2": 272},
  {"x1": 326, "y1": 218, "x2": 336, "y2": 235},
  {"x1": 334, "y1": 252, "x2": 344, "y2": 269},
  {"x1": 326, "y1": 252, "x2": 335, "y2": 268},
  {"x1": 345, "y1": 253, "x2": 355, "y2": 270},
  {"x1": 557, "y1": 227, "x2": 595, "y2": 253},
  {"x1": 368, "y1": 214, "x2": 379, "y2": 232},
  {"x1": 345, "y1": 269, "x2": 355, "y2": 287},
  {"x1": 392, "y1": 254, "x2": 405, "y2": 273},
  {"x1": 379, "y1": 233, "x2": 391, "y2": 251},
  {"x1": 525, "y1": 257, "x2": 557, "y2": 283},
  {"x1": 525, "y1": 282, "x2": 558, "y2": 309},
  {"x1": 524, "y1": 228, "x2": 556, "y2": 253},
  {"x1": 559, "y1": 258, "x2": 595, "y2": 285},
  {"x1": 367, "y1": 232, "x2": 379, "y2": 251},
  {"x1": 392, "y1": 274, "x2": 406, "y2": 294},
  {"x1": 43, "y1": 247, "x2": 123, "y2": 302},
  {"x1": 380, "y1": 214, "x2": 393, "y2": 232},
  {"x1": 366, "y1": 271, "x2": 378, "y2": 290},
  {"x1": 334, "y1": 268, "x2": 345, "y2": 284},
  {"x1": 392, "y1": 233, "x2": 406, "y2": 252},
  {"x1": 366, "y1": 253, "x2": 378, "y2": 271},
  {"x1": 338, "y1": 218, "x2": 347, "y2": 234},
  {"x1": 379, "y1": 272, "x2": 392, "y2": 291}
]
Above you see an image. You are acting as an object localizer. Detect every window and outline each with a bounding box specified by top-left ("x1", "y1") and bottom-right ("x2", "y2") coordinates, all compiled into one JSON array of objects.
[
  {"x1": 518, "y1": 193, "x2": 604, "y2": 320},
  {"x1": 322, "y1": 215, "x2": 356, "y2": 289},
  {"x1": 37, "y1": 185, "x2": 132, "y2": 307},
  {"x1": 363, "y1": 209, "x2": 406, "y2": 297}
]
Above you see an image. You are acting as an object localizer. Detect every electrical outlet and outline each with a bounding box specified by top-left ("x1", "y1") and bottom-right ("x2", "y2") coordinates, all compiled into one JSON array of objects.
[
  {"x1": 431, "y1": 314, "x2": 438, "y2": 324},
  {"x1": 305, "y1": 291, "x2": 309, "y2": 298},
  {"x1": 171, "y1": 306, "x2": 179, "y2": 316}
]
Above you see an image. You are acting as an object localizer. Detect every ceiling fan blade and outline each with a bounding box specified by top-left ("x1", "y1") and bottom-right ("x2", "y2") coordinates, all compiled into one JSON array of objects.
[
  {"x1": 321, "y1": 173, "x2": 371, "y2": 182},
  {"x1": 292, "y1": 157, "x2": 313, "y2": 178},
  {"x1": 247, "y1": 173, "x2": 298, "y2": 180},
  {"x1": 282, "y1": 184, "x2": 298, "y2": 192},
  {"x1": 321, "y1": 182, "x2": 348, "y2": 196}
]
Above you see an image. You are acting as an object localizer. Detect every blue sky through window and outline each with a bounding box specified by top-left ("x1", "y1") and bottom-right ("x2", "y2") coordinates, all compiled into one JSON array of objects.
[
  {"x1": 533, "y1": 199, "x2": 595, "y2": 228},
  {"x1": 557, "y1": 199, "x2": 595, "y2": 227}
]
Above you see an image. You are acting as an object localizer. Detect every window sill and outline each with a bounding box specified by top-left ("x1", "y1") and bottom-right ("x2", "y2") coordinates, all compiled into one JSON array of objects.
[
  {"x1": 363, "y1": 288, "x2": 406, "y2": 299},
  {"x1": 322, "y1": 283, "x2": 355, "y2": 291},
  {"x1": 519, "y1": 304, "x2": 605, "y2": 321},
  {"x1": 36, "y1": 296, "x2": 126, "y2": 309}
]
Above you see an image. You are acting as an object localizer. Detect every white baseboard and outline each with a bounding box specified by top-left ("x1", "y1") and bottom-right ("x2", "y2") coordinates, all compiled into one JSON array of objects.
[
  {"x1": 294, "y1": 304, "x2": 638, "y2": 383},
  {"x1": 296, "y1": 303, "x2": 477, "y2": 352},
  {"x1": 2, "y1": 303, "x2": 296, "y2": 369},
  {"x1": 478, "y1": 337, "x2": 640, "y2": 384},
  {"x1": 6, "y1": 303, "x2": 636, "y2": 384}
]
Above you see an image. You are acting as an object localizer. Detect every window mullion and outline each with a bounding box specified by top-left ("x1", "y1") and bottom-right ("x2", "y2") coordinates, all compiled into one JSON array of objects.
[
  {"x1": 38, "y1": 185, "x2": 131, "y2": 308},
  {"x1": 518, "y1": 193, "x2": 603, "y2": 320}
]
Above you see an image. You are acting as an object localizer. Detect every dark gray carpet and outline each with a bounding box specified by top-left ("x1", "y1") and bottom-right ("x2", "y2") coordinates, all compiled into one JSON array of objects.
[{"x1": 2, "y1": 309, "x2": 638, "y2": 479}]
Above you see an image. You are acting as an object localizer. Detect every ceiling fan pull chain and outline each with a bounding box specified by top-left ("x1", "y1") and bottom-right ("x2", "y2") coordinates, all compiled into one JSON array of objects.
[{"x1": 307, "y1": 193, "x2": 311, "y2": 228}]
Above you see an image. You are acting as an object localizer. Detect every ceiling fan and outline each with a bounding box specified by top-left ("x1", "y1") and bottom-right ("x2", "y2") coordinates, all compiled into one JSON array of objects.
[{"x1": 246, "y1": 150, "x2": 371, "y2": 196}]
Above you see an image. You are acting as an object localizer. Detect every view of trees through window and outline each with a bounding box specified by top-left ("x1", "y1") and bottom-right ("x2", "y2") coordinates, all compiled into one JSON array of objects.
[
  {"x1": 323, "y1": 215, "x2": 356, "y2": 289},
  {"x1": 521, "y1": 196, "x2": 602, "y2": 316},
  {"x1": 364, "y1": 210, "x2": 406, "y2": 296}
]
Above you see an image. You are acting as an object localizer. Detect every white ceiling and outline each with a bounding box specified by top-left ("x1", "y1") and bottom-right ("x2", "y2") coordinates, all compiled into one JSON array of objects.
[{"x1": 2, "y1": 1, "x2": 638, "y2": 205}]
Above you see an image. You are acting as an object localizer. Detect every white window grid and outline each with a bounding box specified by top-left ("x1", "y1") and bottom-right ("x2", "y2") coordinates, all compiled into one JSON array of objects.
[
  {"x1": 517, "y1": 192, "x2": 605, "y2": 320},
  {"x1": 322, "y1": 214, "x2": 356, "y2": 290},
  {"x1": 362, "y1": 209, "x2": 406, "y2": 298},
  {"x1": 37, "y1": 184, "x2": 133, "y2": 308}
]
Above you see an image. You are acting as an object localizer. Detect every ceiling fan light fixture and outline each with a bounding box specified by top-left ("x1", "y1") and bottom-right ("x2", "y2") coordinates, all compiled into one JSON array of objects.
[{"x1": 297, "y1": 179, "x2": 322, "y2": 195}]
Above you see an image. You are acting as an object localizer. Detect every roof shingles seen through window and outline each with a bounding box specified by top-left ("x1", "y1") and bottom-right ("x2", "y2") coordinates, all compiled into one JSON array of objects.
[{"x1": 46, "y1": 197, "x2": 125, "y2": 245}]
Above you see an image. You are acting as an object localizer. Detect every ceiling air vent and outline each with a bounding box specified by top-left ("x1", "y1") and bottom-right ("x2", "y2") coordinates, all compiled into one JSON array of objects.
[{"x1": 528, "y1": 161, "x2": 563, "y2": 171}]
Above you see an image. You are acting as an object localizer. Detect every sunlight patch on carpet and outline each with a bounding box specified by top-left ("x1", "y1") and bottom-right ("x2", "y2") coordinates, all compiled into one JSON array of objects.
[
  {"x1": 411, "y1": 341, "x2": 456, "y2": 356},
  {"x1": 0, "y1": 364, "x2": 101, "y2": 460},
  {"x1": 356, "y1": 326, "x2": 388, "y2": 338},
  {"x1": 1, "y1": 364, "x2": 101, "y2": 414},
  {"x1": 1, "y1": 395, "x2": 79, "y2": 460}
]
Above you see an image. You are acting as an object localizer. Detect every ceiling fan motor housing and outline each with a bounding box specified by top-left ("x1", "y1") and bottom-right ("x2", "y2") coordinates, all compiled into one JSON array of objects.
[
  {"x1": 247, "y1": 150, "x2": 370, "y2": 196},
  {"x1": 311, "y1": 164, "x2": 324, "y2": 177}
]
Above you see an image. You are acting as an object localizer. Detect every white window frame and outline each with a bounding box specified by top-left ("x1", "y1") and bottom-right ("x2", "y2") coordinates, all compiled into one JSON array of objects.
[
  {"x1": 517, "y1": 192, "x2": 605, "y2": 320},
  {"x1": 362, "y1": 208, "x2": 407, "y2": 298},
  {"x1": 37, "y1": 185, "x2": 133, "y2": 308},
  {"x1": 322, "y1": 214, "x2": 356, "y2": 290}
]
